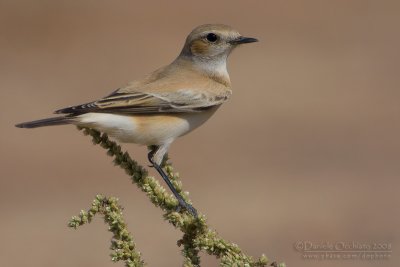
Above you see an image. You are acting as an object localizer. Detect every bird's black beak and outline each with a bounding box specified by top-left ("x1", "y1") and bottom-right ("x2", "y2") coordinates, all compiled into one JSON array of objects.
[{"x1": 230, "y1": 36, "x2": 259, "y2": 45}]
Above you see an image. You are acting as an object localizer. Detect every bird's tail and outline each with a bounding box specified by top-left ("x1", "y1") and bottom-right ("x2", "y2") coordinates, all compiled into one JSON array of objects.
[{"x1": 15, "y1": 116, "x2": 73, "y2": 128}]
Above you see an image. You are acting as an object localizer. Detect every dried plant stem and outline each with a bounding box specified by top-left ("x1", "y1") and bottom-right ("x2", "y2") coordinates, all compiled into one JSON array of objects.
[{"x1": 68, "y1": 127, "x2": 285, "y2": 267}]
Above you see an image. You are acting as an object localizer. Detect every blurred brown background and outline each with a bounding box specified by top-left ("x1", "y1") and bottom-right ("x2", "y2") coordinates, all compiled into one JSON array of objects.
[{"x1": 1, "y1": 0, "x2": 399, "y2": 266}]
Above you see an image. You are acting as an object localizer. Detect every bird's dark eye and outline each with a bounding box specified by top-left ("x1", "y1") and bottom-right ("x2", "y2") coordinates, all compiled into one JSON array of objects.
[{"x1": 206, "y1": 33, "x2": 218, "y2": 42}]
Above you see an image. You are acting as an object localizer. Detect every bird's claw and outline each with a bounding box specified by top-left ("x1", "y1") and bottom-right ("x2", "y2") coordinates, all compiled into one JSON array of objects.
[{"x1": 177, "y1": 199, "x2": 198, "y2": 218}]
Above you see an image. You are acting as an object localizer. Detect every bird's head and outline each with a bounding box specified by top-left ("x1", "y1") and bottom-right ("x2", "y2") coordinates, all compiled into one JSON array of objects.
[{"x1": 180, "y1": 24, "x2": 258, "y2": 61}]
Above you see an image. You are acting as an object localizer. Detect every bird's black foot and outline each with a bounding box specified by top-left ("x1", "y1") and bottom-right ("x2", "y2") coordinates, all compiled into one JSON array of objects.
[
  {"x1": 176, "y1": 197, "x2": 198, "y2": 218},
  {"x1": 148, "y1": 147, "x2": 198, "y2": 218}
]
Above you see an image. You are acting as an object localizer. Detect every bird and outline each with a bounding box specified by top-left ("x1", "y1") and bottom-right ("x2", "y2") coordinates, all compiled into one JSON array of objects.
[{"x1": 16, "y1": 24, "x2": 258, "y2": 217}]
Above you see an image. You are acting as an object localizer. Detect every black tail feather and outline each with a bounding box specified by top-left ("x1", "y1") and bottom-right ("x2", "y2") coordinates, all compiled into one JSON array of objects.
[{"x1": 15, "y1": 116, "x2": 72, "y2": 128}]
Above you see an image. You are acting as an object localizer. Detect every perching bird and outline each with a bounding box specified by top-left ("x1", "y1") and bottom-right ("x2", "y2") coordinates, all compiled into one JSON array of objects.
[{"x1": 16, "y1": 24, "x2": 258, "y2": 217}]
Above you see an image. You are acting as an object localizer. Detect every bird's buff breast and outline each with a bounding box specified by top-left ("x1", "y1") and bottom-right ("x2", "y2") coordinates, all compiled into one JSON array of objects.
[{"x1": 76, "y1": 106, "x2": 219, "y2": 145}]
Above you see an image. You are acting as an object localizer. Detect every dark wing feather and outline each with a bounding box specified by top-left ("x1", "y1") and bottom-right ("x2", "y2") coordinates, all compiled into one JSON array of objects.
[{"x1": 54, "y1": 90, "x2": 224, "y2": 115}]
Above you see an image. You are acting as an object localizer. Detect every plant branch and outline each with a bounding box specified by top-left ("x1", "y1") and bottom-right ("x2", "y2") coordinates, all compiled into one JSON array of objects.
[
  {"x1": 69, "y1": 195, "x2": 144, "y2": 267},
  {"x1": 68, "y1": 127, "x2": 285, "y2": 267}
]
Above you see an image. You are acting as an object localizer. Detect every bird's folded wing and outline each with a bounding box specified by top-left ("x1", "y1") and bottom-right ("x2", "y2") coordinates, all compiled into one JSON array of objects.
[{"x1": 55, "y1": 90, "x2": 231, "y2": 115}]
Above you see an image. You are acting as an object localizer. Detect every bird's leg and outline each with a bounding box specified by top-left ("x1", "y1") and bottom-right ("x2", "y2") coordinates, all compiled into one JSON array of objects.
[
  {"x1": 148, "y1": 147, "x2": 198, "y2": 218},
  {"x1": 147, "y1": 145, "x2": 157, "y2": 168}
]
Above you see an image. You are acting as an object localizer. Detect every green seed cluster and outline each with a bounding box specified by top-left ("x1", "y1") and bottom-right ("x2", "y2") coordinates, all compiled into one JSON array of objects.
[
  {"x1": 68, "y1": 195, "x2": 144, "y2": 267},
  {"x1": 68, "y1": 127, "x2": 285, "y2": 267}
]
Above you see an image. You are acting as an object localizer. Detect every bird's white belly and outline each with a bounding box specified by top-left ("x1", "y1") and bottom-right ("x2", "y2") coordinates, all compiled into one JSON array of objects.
[{"x1": 76, "y1": 107, "x2": 219, "y2": 145}]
